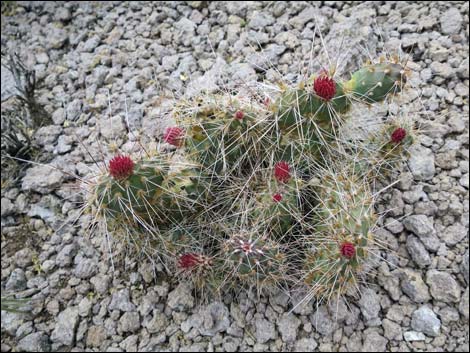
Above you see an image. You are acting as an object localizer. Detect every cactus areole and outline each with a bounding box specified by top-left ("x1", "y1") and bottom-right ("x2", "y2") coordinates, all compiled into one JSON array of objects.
[{"x1": 108, "y1": 155, "x2": 134, "y2": 180}]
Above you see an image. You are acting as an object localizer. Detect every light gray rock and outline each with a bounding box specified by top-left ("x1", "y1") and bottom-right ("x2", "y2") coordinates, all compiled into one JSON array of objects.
[
  {"x1": 36, "y1": 52, "x2": 49, "y2": 65},
  {"x1": 406, "y1": 236, "x2": 431, "y2": 267},
  {"x1": 277, "y1": 313, "x2": 300, "y2": 343},
  {"x1": 78, "y1": 297, "x2": 92, "y2": 317},
  {"x1": 1, "y1": 311, "x2": 24, "y2": 336},
  {"x1": 248, "y1": 11, "x2": 274, "y2": 29},
  {"x1": 327, "y1": 297, "x2": 350, "y2": 323},
  {"x1": 426, "y1": 270, "x2": 461, "y2": 303},
  {"x1": 254, "y1": 317, "x2": 276, "y2": 344},
  {"x1": 66, "y1": 99, "x2": 82, "y2": 121},
  {"x1": 1, "y1": 66, "x2": 19, "y2": 101},
  {"x1": 55, "y1": 7, "x2": 71, "y2": 22},
  {"x1": 404, "y1": 331, "x2": 426, "y2": 341},
  {"x1": 358, "y1": 288, "x2": 380, "y2": 322},
  {"x1": 222, "y1": 337, "x2": 241, "y2": 352},
  {"x1": 411, "y1": 306, "x2": 441, "y2": 337},
  {"x1": 311, "y1": 306, "x2": 335, "y2": 336},
  {"x1": 41, "y1": 259, "x2": 55, "y2": 273},
  {"x1": 16, "y1": 332, "x2": 51, "y2": 352},
  {"x1": 86, "y1": 325, "x2": 107, "y2": 348},
  {"x1": 430, "y1": 62, "x2": 454, "y2": 79},
  {"x1": 108, "y1": 289, "x2": 136, "y2": 312},
  {"x1": 167, "y1": 283, "x2": 194, "y2": 311},
  {"x1": 51, "y1": 108, "x2": 65, "y2": 125},
  {"x1": 34, "y1": 126, "x2": 62, "y2": 147},
  {"x1": 119, "y1": 335, "x2": 138, "y2": 351},
  {"x1": 99, "y1": 115, "x2": 125, "y2": 139},
  {"x1": 6, "y1": 268, "x2": 27, "y2": 291},
  {"x1": 399, "y1": 268, "x2": 431, "y2": 303},
  {"x1": 461, "y1": 250, "x2": 469, "y2": 284},
  {"x1": 459, "y1": 287, "x2": 469, "y2": 319},
  {"x1": 362, "y1": 329, "x2": 388, "y2": 352},
  {"x1": 51, "y1": 307, "x2": 79, "y2": 346},
  {"x1": 441, "y1": 224, "x2": 467, "y2": 246},
  {"x1": 382, "y1": 318, "x2": 402, "y2": 341},
  {"x1": 74, "y1": 256, "x2": 98, "y2": 279},
  {"x1": 403, "y1": 215, "x2": 434, "y2": 238},
  {"x1": 56, "y1": 135, "x2": 72, "y2": 154},
  {"x1": 56, "y1": 243, "x2": 78, "y2": 267},
  {"x1": 82, "y1": 35, "x2": 101, "y2": 52},
  {"x1": 14, "y1": 248, "x2": 33, "y2": 268},
  {"x1": 199, "y1": 302, "x2": 230, "y2": 336},
  {"x1": 289, "y1": 5, "x2": 318, "y2": 28},
  {"x1": 176, "y1": 17, "x2": 196, "y2": 34},
  {"x1": 440, "y1": 7, "x2": 463, "y2": 34},
  {"x1": 47, "y1": 27, "x2": 68, "y2": 49},
  {"x1": 294, "y1": 337, "x2": 318, "y2": 352},
  {"x1": 90, "y1": 274, "x2": 110, "y2": 294},
  {"x1": 119, "y1": 312, "x2": 140, "y2": 333},
  {"x1": 146, "y1": 311, "x2": 168, "y2": 334},
  {"x1": 408, "y1": 145, "x2": 435, "y2": 181},
  {"x1": 22, "y1": 165, "x2": 64, "y2": 194},
  {"x1": 1, "y1": 198, "x2": 15, "y2": 217}
]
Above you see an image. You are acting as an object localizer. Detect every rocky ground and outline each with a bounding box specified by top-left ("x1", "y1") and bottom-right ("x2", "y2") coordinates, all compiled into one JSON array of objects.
[{"x1": 1, "y1": 1, "x2": 469, "y2": 352}]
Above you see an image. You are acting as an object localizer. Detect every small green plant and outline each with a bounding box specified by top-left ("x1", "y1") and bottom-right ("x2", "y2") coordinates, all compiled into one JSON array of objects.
[
  {"x1": 0, "y1": 296, "x2": 30, "y2": 313},
  {"x1": 1, "y1": 53, "x2": 51, "y2": 186}
]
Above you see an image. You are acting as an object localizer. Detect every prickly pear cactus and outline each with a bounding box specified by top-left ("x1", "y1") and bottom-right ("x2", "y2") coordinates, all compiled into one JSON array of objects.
[
  {"x1": 91, "y1": 155, "x2": 206, "y2": 226},
  {"x1": 84, "y1": 53, "x2": 413, "y2": 302},
  {"x1": 303, "y1": 165, "x2": 376, "y2": 298},
  {"x1": 220, "y1": 233, "x2": 286, "y2": 287},
  {"x1": 174, "y1": 95, "x2": 270, "y2": 175}
]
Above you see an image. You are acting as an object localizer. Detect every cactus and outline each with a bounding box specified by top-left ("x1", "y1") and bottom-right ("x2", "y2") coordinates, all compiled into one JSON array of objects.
[
  {"x1": 251, "y1": 161, "x2": 303, "y2": 236},
  {"x1": 93, "y1": 155, "x2": 204, "y2": 225},
  {"x1": 175, "y1": 95, "x2": 270, "y2": 175},
  {"x1": 81, "y1": 51, "x2": 414, "y2": 303},
  {"x1": 343, "y1": 62, "x2": 406, "y2": 104},
  {"x1": 274, "y1": 61, "x2": 406, "y2": 132},
  {"x1": 218, "y1": 233, "x2": 287, "y2": 289},
  {"x1": 303, "y1": 165, "x2": 376, "y2": 298}
]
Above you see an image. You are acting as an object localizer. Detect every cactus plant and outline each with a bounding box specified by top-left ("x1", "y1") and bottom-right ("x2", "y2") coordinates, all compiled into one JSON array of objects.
[
  {"x1": 302, "y1": 164, "x2": 376, "y2": 299},
  {"x1": 83, "y1": 52, "x2": 413, "y2": 303}
]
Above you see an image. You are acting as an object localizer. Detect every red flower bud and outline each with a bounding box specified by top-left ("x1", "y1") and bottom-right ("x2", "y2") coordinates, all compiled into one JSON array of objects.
[
  {"x1": 273, "y1": 193, "x2": 283, "y2": 202},
  {"x1": 313, "y1": 75, "x2": 336, "y2": 101},
  {"x1": 390, "y1": 127, "x2": 407, "y2": 144},
  {"x1": 178, "y1": 253, "x2": 203, "y2": 270},
  {"x1": 164, "y1": 127, "x2": 184, "y2": 147},
  {"x1": 274, "y1": 161, "x2": 291, "y2": 183},
  {"x1": 235, "y1": 110, "x2": 244, "y2": 120},
  {"x1": 340, "y1": 242, "x2": 356, "y2": 259},
  {"x1": 108, "y1": 155, "x2": 134, "y2": 180}
]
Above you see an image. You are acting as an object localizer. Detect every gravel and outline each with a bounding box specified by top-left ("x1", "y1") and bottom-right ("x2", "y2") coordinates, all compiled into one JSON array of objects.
[{"x1": 1, "y1": 1, "x2": 468, "y2": 352}]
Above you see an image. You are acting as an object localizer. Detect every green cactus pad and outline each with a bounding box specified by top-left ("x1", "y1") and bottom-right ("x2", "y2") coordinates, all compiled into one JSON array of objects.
[
  {"x1": 221, "y1": 234, "x2": 285, "y2": 284},
  {"x1": 94, "y1": 158, "x2": 206, "y2": 226},
  {"x1": 345, "y1": 63, "x2": 405, "y2": 103},
  {"x1": 177, "y1": 97, "x2": 268, "y2": 175}
]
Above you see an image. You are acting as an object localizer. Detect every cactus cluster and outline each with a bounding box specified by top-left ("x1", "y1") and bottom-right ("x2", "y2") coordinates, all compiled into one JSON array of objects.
[{"x1": 85, "y1": 55, "x2": 414, "y2": 302}]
